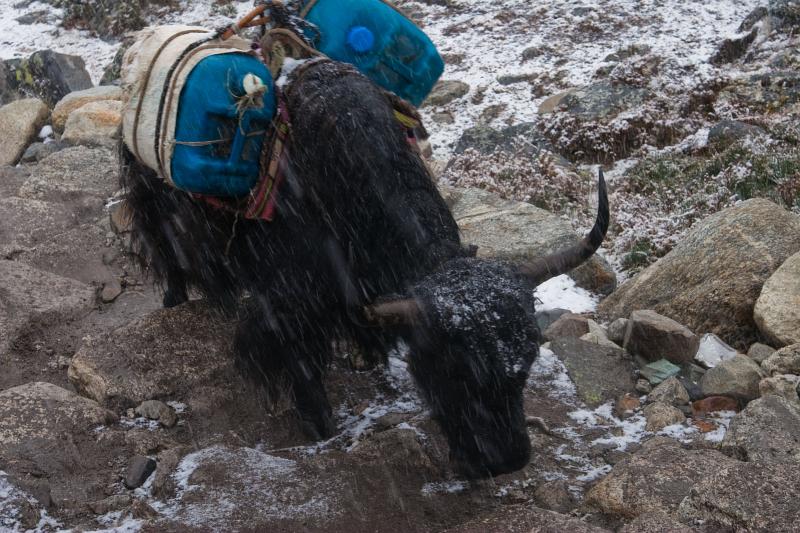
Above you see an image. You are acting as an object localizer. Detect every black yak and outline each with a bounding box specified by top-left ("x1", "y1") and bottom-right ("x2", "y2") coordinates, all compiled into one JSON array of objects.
[{"x1": 120, "y1": 59, "x2": 609, "y2": 478}]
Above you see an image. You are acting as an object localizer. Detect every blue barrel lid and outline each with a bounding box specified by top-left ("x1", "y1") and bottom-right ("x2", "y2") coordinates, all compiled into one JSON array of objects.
[{"x1": 346, "y1": 25, "x2": 375, "y2": 53}]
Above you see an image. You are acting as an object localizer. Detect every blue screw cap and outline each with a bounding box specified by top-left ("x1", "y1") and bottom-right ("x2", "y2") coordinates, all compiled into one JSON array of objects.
[{"x1": 346, "y1": 26, "x2": 375, "y2": 53}]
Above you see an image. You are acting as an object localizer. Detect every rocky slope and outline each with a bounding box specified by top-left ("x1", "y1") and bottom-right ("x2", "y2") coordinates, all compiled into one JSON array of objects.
[{"x1": 0, "y1": 0, "x2": 799, "y2": 532}]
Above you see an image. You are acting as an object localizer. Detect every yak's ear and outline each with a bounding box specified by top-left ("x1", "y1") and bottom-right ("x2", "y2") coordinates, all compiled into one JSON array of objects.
[{"x1": 363, "y1": 299, "x2": 422, "y2": 326}]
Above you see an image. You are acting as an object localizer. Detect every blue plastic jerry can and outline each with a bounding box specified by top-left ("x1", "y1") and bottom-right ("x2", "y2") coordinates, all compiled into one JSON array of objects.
[
  {"x1": 302, "y1": 0, "x2": 444, "y2": 106},
  {"x1": 172, "y1": 53, "x2": 276, "y2": 197}
]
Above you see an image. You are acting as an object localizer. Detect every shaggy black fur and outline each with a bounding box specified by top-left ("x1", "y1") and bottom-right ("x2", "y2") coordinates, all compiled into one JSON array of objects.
[{"x1": 121, "y1": 59, "x2": 607, "y2": 478}]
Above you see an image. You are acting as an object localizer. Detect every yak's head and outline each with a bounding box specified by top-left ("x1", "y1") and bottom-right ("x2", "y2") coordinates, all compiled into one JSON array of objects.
[
  {"x1": 406, "y1": 259, "x2": 539, "y2": 478},
  {"x1": 365, "y1": 171, "x2": 610, "y2": 478}
]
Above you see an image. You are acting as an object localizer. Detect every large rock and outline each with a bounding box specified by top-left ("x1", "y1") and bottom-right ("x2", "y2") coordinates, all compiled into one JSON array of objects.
[
  {"x1": 699, "y1": 354, "x2": 765, "y2": 402},
  {"x1": 0, "y1": 196, "x2": 78, "y2": 254},
  {"x1": 51, "y1": 85, "x2": 123, "y2": 132},
  {"x1": 0, "y1": 260, "x2": 95, "y2": 357},
  {"x1": 61, "y1": 100, "x2": 123, "y2": 146},
  {"x1": 0, "y1": 382, "x2": 118, "y2": 505},
  {"x1": 600, "y1": 200, "x2": 800, "y2": 349},
  {"x1": 0, "y1": 98, "x2": 49, "y2": 166},
  {"x1": 679, "y1": 460, "x2": 800, "y2": 530},
  {"x1": 68, "y1": 301, "x2": 238, "y2": 410},
  {"x1": 549, "y1": 338, "x2": 636, "y2": 407},
  {"x1": 3, "y1": 51, "x2": 93, "y2": 107},
  {"x1": 754, "y1": 251, "x2": 800, "y2": 347},
  {"x1": 17, "y1": 146, "x2": 119, "y2": 202},
  {"x1": 762, "y1": 343, "x2": 800, "y2": 376},
  {"x1": 453, "y1": 122, "x2": 549, "y2": 157},
  {"x1": 559, "y1": 81, "x2": 649, "y2": 120},
  {"x1": 446, "y1": 186, "x2": 616, "y2": 293},
  {"x1": 721, "y1": 394, "x2": 800, "y2": 463},
  {"x1": 586, "y1": 438, "x2": 738, "y2": 520},
  {"x1": 623, "y1": 310, "x2": 699, "y2": 364},
  {"x1": 445, "y1": 504, "x2": 609, "y2": 532}
]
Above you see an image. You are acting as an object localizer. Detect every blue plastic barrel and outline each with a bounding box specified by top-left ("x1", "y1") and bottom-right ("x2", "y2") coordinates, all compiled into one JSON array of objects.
[
  {"x1": 171, "y1": 53, "x2": 276, "y2": 196},
  {"x1": 302, "y1": 0, "x2": 444, "y2": 106}
]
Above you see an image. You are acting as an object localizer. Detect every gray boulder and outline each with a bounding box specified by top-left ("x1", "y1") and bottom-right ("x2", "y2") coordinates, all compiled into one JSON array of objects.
[
  {"x1": 550, "y1": 338, "x2": 636, "y2": 407},
  {"x1": 542, "y1": 313, "x2": 589, "y2": 341},
  {"x1": 559, "y1": 81, "x2": 649, "y2": 121},
  {"x1": 643, "y1": 402, "x2": 685, "y2": 432},
  {"x1": 0, "y1": 382, "x2": 118, "y2": 506},
  {"x1": 61, "y1": 100, "x2": 122, "y2": 146},
  {"x1": 445, "y1": 504, "x2": 609, "y2": 532},
  {"x1": 679, "y1": 460, "x2": 800, "y2": 530},
  {"x1": 699, "y1": 354, "x2": 765, "y2": 401},
  {"x1": 600, "y1": 200, "x2": 800, "y2": 349},
  {"x1": 68, "y1": 301, "x2": 238, "y2": 411},
  {"x1": 648, "y1": 377, "x2": 690, "y2": 407},
  {"x1": 721, "y1": 394, "x2": 800, "y2": 463},
  {"x1": 747, "y1": 342, "x2": 776, "y2": 364},
  {"x1": 0, "y1": 98, "x2": 49, "y2": 166},
  {"x1": 453, "y1": 122, "x2": 549, "y2": 157},
  {"x1": 586, "y1": 438, "x2": 738, "y2": 520},
  {"x1": 759, "y1": 375, "x2": 800, "y2": 405},
  {"x1": 51, "y1": 85, "x2": 123, "y2": 132},
  {"x1": 623, "y1": 310, "x2": 699, "y2": 365},
  {"x1": 0, "y1": 260, "x2": 95, "y2": 359},
  {"x1": 754, "y1": 250, "x2": 800, "y2": 347},
  {"x1": 18, "y1": 145, "x2": 119, "y2": 202},
  {"x1": 707, "y1": 119, "x2": 764, "y2": 146},
  {"x1": 3, "y1": 51, "x2": 93, "y2": 107},
  {"x1": 762, "y1": 343, "x2": 800, "y2": 376},
  {"x1": 446, "y1": 186, "x2": 616, "y2": 293}
]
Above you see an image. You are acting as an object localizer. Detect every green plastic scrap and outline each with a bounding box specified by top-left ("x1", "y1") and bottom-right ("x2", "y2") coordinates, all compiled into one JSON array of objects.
[{"x1": 640, "y1": 358, "x2": 681, "y2": 385}]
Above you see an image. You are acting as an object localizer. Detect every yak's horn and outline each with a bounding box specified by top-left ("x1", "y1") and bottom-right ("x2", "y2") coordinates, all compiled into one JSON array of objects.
[
  {"x1": 364, "y1": 299, "x2": 422, "y2": 326},
  {"x1": 519, "y1": 169, "x2": 610, "y2": 285}
]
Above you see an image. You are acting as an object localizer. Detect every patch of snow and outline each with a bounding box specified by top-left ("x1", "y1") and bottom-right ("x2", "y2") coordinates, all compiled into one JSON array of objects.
[
  {"x1": 421, "y1": 480, "x2": 469, "y2": 496},
  {"x1": 166, "y1": 401, "x2": 187, "y2": 414},
  {"x1": 38, "y1": 125, "x2": 53, "y2": 139},
  {"x1": 535, "y1": 275, "x2": 599, "y2": 313},
  {"x1": 528, "y1": 346, "x2": 579, "y2": 402},
  {"x1": 703, "y1": 410, "x2": 737, "y2": 443},
  {"x1": 0, "y1": 470, "x2": 61, "y2": 532},
  {"x1": 658, "y1": 422, "x2": 699, "y2": 443}
]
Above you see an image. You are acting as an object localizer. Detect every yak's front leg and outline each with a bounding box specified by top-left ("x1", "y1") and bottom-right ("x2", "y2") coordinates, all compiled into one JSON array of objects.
[{"x1": 234, "y1": 305, "x2": 336, "y2": 440}]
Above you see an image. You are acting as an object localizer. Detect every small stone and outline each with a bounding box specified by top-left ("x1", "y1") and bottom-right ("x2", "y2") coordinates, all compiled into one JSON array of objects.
[
  {"x1": 759, "y1": 375, "x2": 800, "y2": 405},
  {"x1": 692, "y1": 419, "x2": 717, "y2": 433},
  {"x1": 89, "y1": 494, "x2": 132, "y2": 515},
  {"x1": 692, "y1": 396, "x2": 740, "y2": 415},
  {"x1": 648, "y1": 377, "x2": 690, "y2": 406},
  {"x1": 607, "y1": 318, "x2": 628, "y2": 346},
  {"x1": 624, "y1": 310, "x2": 699, "y2": 365},
  {"x1": 534, "y1": 479, "x2": 577, "y2": 513},
  {"x1": 762, "y1": 343, "x2": 800, "y2": 376},
  {"x1": 747, "y1": 342, "x2": 776, "y2": 364},
  {"x1": 635, "y1": 379, "x2": 652, "y2": 394},
  {"x1": 110, "y1": 200, "x2": 133, "y2": 234},
  {"x1": 643, "y1": 402, "x2": 685, "y2": 431},
  {"x1": 615, "y1": 393, "x2": 641, "y2": 417},
  {"x1": 694, "y1": 333, "x2": 738, "y2": 368},
  {"x1": 700, "y1": 354, "x2": 765, "y2": 401},
  {"x1": 124, "y1": 456, "x2": 156, "y2": 489},
  {"x1": 101, "y1": 279, "x2": 122, "y2": 303},
  {"x1": 639, "y1": 359, "x2": 681, "y2": 385},
  {"x1": 374, "y1": 412, "x2": 409, "y2": 431},
  {"x1": 135, "y1": 400, "x2": 178, "y2": 428},
  {"x1": 424, "y1": 80, "x2": 470, "y2": 107},
  {"x1": 543, "y1": 313, "x2": 589, "y2": 341}
]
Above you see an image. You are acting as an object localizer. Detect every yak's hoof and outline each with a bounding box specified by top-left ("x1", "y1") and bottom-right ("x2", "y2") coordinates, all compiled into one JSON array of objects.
[
  {"x1": 299, "y1": 413, "x2": 336, "y2": 441},
  {"x1": 163, "y1": 289, "x2": 188, "y2": 308}
]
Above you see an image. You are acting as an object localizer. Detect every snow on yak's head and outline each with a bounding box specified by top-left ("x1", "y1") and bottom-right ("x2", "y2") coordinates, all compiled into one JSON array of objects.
[{"x1": 366, "y1": 172, "x2": 609, "y2": 478}]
